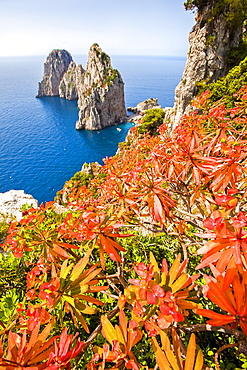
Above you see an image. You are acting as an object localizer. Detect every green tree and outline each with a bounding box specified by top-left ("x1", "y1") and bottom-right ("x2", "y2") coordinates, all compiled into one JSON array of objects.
[
  {"x1": 184, "y1": 0, "x2": 247, "y2": 28},
  {"x1": 138, "y1": 108, "x2": 165, "y2": 135}
]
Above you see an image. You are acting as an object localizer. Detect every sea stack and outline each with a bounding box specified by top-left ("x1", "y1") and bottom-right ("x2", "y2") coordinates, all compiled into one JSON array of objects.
[
  {"x1": 36, "y1": 44, "x2": 126, "y2": 130},
  {"x1": 76, "y1": 44, "x2": 126, "y2": 130},
  {"x1": 36, "y1": 50, "x2": 73, "y2": 97}
]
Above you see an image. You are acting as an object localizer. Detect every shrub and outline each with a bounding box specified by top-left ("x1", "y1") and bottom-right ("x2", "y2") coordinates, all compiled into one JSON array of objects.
[
  {"x1": 138, "y1": 108, "x2": 165, "y2": 135},
  {"x1": 196, "y1": 56, "x2": 247, "y2": 107}
]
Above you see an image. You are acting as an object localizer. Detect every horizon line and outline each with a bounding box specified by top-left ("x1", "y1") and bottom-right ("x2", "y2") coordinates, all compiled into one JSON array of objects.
[{"x1": 0, "y1": 53, "x2": 187, "y2": 59}]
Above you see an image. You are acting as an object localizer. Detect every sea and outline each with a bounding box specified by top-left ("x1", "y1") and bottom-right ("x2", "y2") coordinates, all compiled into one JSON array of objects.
[{"x1": 0, "y1": 55, "x2": 186, "y2": 204}]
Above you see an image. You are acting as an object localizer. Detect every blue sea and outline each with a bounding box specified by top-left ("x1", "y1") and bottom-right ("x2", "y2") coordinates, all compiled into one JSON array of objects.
[{"x1": 0, "y1": 55, "x2": 186, "y2": 203}]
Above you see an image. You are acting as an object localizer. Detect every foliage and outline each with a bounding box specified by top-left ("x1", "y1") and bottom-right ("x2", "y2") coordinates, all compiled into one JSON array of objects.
[
  {"x1": 184, "y1": 0, "x2": 247, "y2": 28},
  {"x1": 0, "y1": 219, "x2": 10, "y2": 242},
  {"x1": 67, "y1": 170, "x2": 94, "y2": 188},
  {"x1": 138, "y1": 108, "x2": 166, "y2": 135},
  {"x1": 196, "y1": 56, "x2": 247, "y2": 108},
  {"x1": 0, "y1": 252, "x2": 28, "y2": 298},
  {"x1": 226, "y1": 37, "x2": 247, "y2": 70},
  {"x1": 2, "y1": 86, "x2": 247, "y2": 369}
]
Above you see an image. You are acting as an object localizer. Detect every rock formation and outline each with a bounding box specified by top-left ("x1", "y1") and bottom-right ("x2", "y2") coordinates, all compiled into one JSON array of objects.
[
  {"x1": 128, "y1": 98, "x2": 161, "y2": 114},
  {"x1": 59, "y1": 62, "x2": 85, "y2": 100},
  {"x1": 76, "y1": 44, "x2": 126, "y2": 130},
  {"x1": 169, "y1": 7, "x2": 242, "y2": 128},
  {"x1": 37, "y1": 50, "x2": 73, "y2": 97},
  {"x1": 0, "y1": 190, "x2": 38, "y2": 222},
  {"x1": 37, "y1": 44, "x2": 126, "y2": 130}
]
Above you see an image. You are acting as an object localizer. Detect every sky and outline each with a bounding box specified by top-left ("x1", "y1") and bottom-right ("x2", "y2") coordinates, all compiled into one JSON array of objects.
[{"x1": 0, "y1": 0, "x2": 195, "y2": 57}]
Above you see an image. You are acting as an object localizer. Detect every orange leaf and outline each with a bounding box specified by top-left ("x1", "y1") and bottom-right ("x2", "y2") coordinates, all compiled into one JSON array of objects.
[
  {"x1": 119, "y1": 310, "x2": 127, "y2": 343},
  {"x1": 151, "y1": 337, "x2": 172, "y2": 370},
  {"x1": 184, "y1": 333, "x2": 196, "y2": 370},
  {"x1": 194, "y1": 346, "x2": 204, "y2": 370}
]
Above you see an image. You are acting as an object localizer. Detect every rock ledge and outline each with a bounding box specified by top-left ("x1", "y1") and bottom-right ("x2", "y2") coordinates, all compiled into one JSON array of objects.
[{"x1": 0, "y1": 190, "x2": 38, "y2": 222}]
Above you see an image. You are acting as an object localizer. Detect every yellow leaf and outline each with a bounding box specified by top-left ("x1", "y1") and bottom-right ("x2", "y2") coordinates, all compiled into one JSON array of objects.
[
  {"x1": 70, "y1": 248, "x2": 92, "y2": 281},
  {"x1": 169, "y1": 254, "x2": 181, "y2": 284},
  {"x1": 80, "y1": 268, "x2": 102, "y2": 286},
  {"x1": 64, "y1": 295, "x2": 75, "y2": 308},
  {"x1": 170, "y1": 274, "x2": 188, "y2": 293},
  {"x1": 60, "y1": 259, "x2": 73, "y2": 280},
  {"x1": 150, "y1": 251, "x2": 159, "y2": 273},
  {"x1": 101, "y1": 316, "x2": 117, "y2": 344},
  {"x1": 161, "y1": 272, "x2": 167, "y2": 286},
  {"x1": 80, "y1": 305, "x2": 97, "y2": 315},
  {"x1": 115, "y1": 325, "x2": 125, "y2": 345}
]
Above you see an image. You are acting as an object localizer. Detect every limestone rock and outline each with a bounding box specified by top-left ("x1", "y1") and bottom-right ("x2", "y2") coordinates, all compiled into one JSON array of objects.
[
  {"x1": 59, "y1": 62, "x2": 85, "y2": 100},
  {"x1": 76, "y1": 44, "x2": 126, "y2": 130},
  {"x1": 0, "y1": 190, "x2": 38, "y2": 222},
  {"x1": 37, "y1": 50, "x2": 73, "y2": 97},
  {"x1": 128, "y1": 98, "x2": 161, "y2": 114},
  {"x1": 137, "y1": 98, "x2": 161, "y2": 112},
  {"x1": 171, "y1": 9, "x2": 242, "y2": 128}
]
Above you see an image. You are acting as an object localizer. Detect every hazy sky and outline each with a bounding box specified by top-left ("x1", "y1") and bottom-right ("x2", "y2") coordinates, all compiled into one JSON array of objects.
[{"x1": 0, "y1": 0, "x2": 195, "y2": 57}]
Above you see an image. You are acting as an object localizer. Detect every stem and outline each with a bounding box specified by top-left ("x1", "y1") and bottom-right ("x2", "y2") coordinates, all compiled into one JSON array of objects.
[
  {"x1": 179, "y1": 324, "x2": 246, "y2": 339},
  {"x1": 214, "y1": 343, "x2": 237, "y2": 370}
]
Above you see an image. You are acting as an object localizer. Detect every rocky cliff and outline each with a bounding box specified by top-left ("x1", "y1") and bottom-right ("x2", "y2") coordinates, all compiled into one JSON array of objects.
[
  {"x1": 76, "y1": 44, "x2": 126, "y2": 130},
  {"x1": 37, "y1": 50, "x2": 73, "y2": 97},
  {"x1": 37, "y1": 44, "x2": 126, "y2": 130},
  {"x1": 170, "y1": 6, "x2": 243, "y2": 128}
]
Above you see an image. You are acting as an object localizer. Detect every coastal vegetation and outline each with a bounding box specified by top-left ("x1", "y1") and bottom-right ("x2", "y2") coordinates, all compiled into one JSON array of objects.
[
  {"x1": 184, "y1": 0, "x2": 247, "y2": 27},
  {"x1": 196, "y1": 56, "x2": 247, "y2": 107},
  {"x1": 137, "y1": 108, "x2": 165, "y2": 135},
  {"x1": 1, "y1": 83, "x2": 247, "y2": 368}
]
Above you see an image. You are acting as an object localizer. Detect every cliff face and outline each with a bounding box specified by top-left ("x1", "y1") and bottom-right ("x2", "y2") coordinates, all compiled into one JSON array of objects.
[
  {"x1": 76, "y1": 44, "x2": 126, "y2": 130},
  {"x1": 37, "y1": 44, "x2": 126, "y2": 130},
  {"x1": 170, "y1": 8, "x2": 242, "y2": 127},
  {"x1": 37, "y1": 50, "x2": 73, "y2": 97}
]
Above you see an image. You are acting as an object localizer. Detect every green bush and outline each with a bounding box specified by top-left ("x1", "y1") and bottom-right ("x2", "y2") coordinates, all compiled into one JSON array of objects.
[
  {"x1": 68, "y1": 171, "x2": 93, "y2": 187},
  {"x1": 226, "y1": 38, "x2": 247, "y2": 70},
  {"x1": 138, "y1": 108, "x2": 165, "y2": 135},
  {"x1": 197, "y1": 56, "x2": 247, "y2": 107}
]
